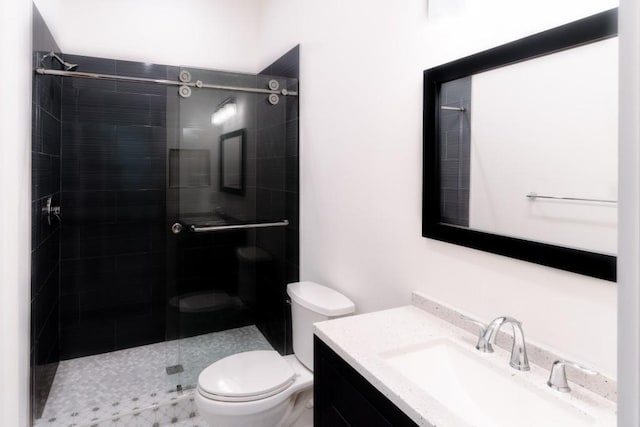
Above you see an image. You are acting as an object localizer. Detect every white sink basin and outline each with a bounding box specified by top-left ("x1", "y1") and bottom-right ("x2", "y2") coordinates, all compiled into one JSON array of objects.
[{"x1": 381, "y1": 338, "x2": 603, "y2": 427}]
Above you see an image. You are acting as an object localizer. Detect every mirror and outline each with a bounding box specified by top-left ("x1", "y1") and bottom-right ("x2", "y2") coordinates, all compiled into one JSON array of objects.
[
  {"x1": 220, "y1": 129, "x2": 245, "y2": 195},
  {"x1": 423, "y1": 9, "x2": 617, "y2": 281}
]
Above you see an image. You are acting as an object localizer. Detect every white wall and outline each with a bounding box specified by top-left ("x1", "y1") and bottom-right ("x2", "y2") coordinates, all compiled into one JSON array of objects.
[
  {"x1": 257, "y1": 0, "x2": 619, "y2": 377},
  {"x1": 0, "y1": 0, "x2": 32, "y2": 425},
  {"x1": 33, "y1": 0, "x2": 262, "y2": 73},
  {"x1": 469, "y1": 38, "x2": 618, "y2": 255}
]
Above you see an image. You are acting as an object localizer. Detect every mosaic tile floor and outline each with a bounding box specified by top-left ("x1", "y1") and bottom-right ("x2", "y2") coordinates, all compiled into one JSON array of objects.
[{"x1": 35, "y1": 325, "x2": 273, "y2": 427}]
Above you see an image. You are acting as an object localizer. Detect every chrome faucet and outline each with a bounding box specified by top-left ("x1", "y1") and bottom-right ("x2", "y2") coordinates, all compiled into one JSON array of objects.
[{"x1": 475, "y1": 316, "x2": 530, "y2": 371}]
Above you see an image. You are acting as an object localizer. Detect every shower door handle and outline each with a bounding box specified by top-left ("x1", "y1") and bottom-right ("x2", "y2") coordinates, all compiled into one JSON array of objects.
[
  {"x1": 171, "y1": 223, "x2": 183, "y2": 234},
  {"x1": 190, "y1": 220, "x2": 289, "y2": 233}
]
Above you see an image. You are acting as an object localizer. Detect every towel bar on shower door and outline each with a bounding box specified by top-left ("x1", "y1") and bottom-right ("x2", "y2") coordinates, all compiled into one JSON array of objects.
[
  {"x1": 526, "y1": 193, "x2": 617, "y2": 204},
  {"x1": 189, "y1": 220, "x2": 289, "y2": 233}
]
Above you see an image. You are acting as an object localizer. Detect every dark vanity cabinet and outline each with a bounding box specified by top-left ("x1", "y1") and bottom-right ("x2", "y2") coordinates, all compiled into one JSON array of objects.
[{"x1": 314, "y1": 336, "x2": 418, "y2": 427}]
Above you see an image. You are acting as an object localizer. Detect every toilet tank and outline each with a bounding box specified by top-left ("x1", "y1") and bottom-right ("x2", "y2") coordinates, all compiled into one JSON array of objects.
[{"x1": 286, "y1": 281, "x2": 355, "y2": 371}]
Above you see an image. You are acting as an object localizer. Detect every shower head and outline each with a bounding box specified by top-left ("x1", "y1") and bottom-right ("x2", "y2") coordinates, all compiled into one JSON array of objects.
[{"x1": 41, "y1": 51, "x2": 78, "y2": 71}]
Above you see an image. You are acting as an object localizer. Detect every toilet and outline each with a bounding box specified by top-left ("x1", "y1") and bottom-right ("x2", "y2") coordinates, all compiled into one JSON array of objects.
[{"x1": 195, "y1": 281, "x2": 355, "y2": 427}]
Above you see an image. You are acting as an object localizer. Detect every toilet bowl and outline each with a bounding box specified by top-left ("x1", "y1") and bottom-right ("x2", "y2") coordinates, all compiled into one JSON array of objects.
[
  {"x1": 195, "y1": 281, "x2": 355, "y2": 427},
  {"x1": 195, "y1": 352, "x2": 313, "y2": 427}
]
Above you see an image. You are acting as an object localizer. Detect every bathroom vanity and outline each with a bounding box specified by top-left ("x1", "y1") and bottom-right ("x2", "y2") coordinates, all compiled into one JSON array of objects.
[
  {"x1": 314, "y1": 337, "x2": 417, "y2": 426},
  {"x1": 313, "y1": 293, "x2": 616, "y2": 427}
]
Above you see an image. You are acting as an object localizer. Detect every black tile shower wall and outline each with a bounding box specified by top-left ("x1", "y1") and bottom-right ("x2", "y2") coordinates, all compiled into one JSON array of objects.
[
  {"x1": 31, "y1": 45, "x2": 300, "y2": 370},
  {"x1": 260, "y1": 45, "x2": 300, "y2": 79},
  {"x1": 258, "y1": 45, "x2": 300, "y2": 355},
  {"x1": 439, "y1": 77, "x2": 471, "y2": 227},
  {"x1": 59, "y1": 54, "x2": 169, "y2": 359},
  {"x1": 31, "y1": 4, "x2": 62, "y2": 421}
]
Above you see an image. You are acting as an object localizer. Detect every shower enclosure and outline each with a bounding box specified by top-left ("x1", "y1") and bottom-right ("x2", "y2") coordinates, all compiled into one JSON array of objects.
[{"x1": 30, "y1": 10, "x2": 299, "y2": 425}]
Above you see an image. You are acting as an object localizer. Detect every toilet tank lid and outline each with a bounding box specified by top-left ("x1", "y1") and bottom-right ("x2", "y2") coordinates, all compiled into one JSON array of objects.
[{"x1": 287, "y1": 281, "x2": 355, "y2": 317}]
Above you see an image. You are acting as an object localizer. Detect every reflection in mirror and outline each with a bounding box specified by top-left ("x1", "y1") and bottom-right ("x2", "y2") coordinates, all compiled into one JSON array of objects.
[
  {"x1": 220, "y1": 129, "x2": 245, "y2": 195},
  {"x1": 222, "y1": 136, "x2": 242, "y2": 189},
  {"x1": 424, "y1": 8, "x2": 618, "y2": 280},
  {"x1": 439, "y1": 77, "x2": 471, "y2": 227},
  {"x1": 439, "y1": 38, "x2": 618, "y2": 255}
]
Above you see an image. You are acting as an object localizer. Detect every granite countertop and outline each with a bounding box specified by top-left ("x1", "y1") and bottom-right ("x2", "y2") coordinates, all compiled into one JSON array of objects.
[{"x1": 313, "y1": 303, "x2": 616, "y2": 427}]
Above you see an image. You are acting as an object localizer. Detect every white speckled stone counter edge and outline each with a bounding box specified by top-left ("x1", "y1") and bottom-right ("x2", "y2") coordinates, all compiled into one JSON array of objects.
[{"x1": 411, "y1": 291, "x2": 617, "y2": 402}]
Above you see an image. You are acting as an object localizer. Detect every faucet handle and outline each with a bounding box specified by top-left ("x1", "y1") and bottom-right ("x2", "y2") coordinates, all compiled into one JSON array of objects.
[
  {"x1": 460, "y1": 315, "x2": 492, "y2": 351},
  {"x1": 547, "y1": 360, "x2": 596, "y2": 393}
]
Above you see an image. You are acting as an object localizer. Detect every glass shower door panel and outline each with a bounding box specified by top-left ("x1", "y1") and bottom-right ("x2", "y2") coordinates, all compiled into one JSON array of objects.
[{"x1": 168, "y1": 67, "x2": 292, "y2": 390}]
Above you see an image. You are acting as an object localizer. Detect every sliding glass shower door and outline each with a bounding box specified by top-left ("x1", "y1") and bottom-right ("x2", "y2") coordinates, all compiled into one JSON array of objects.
[{"x1": 165, "y1": 66, "x2": 298, "y2": 390}]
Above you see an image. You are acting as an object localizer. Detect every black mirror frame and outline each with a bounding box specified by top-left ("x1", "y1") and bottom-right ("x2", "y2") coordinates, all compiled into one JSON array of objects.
[
  {"x1": 422, "y1": 8, "x2": 618, "y2": 281},
  {"x1": 220, "y1": 128, "x2": 246, "y2": 195}
]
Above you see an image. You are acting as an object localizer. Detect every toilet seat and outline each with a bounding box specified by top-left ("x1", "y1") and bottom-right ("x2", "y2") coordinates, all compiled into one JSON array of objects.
[{"x1": 198, "y1": 350, "x2": 296, "y2": 402}]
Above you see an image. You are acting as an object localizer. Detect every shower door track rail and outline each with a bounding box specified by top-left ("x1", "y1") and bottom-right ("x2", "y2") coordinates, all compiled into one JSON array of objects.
[
  {"x1": 190, "y1": 220, "x2": 289, "y2": 233},
  {"x1": 35, "y1": 68, "x2": 298, "y2": 96}
]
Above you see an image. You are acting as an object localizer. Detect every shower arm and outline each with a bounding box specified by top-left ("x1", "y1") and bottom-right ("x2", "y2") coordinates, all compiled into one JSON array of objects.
[{"x1": 40, "y1": 51, "x2": 78, "y2": 71}]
